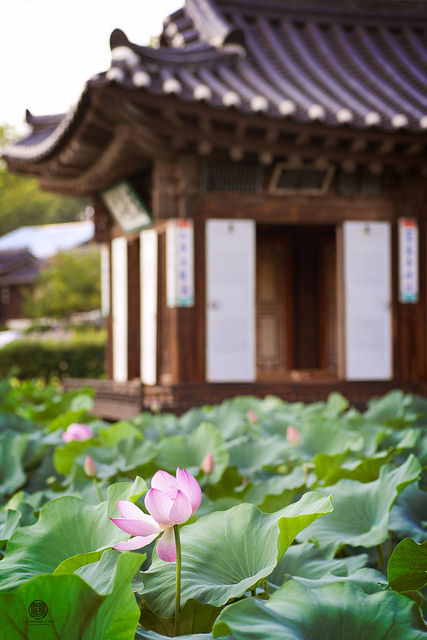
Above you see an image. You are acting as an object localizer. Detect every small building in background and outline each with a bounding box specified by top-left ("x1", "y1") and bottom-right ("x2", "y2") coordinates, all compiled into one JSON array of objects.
[
  {"x1": 0, "y1": 249, "x2": 44, "y2": 323},
  {"x1": 3, "y1": 0, "x2": 427, "y2": 417},
  {"x1": 0, "y1": 221, "x2": 94, "y2": 322}
]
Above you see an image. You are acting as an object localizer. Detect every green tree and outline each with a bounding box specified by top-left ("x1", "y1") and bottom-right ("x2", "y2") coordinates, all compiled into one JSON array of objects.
[
  {"x1": 0, "y1": 124, "x2": 88, "y2": 235},
  {"x1": 23, "y1": 247, "x2": 101, "y2": 319}
]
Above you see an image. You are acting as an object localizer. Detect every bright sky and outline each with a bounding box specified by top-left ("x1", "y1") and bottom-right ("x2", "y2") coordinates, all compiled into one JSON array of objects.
[{"x1": 2, "y1": 0, "x2": 183, "y2": 132}]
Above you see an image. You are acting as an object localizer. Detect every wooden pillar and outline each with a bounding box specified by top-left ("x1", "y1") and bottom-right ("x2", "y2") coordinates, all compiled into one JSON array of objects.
[
  {"x1": 127, "y1": 237, "x2": 140, "y2": 380},
  {"x1": 152, "y1": 155, "x2": 202, "y2": 385},
  {"x1": 92, "y1": 196, "x2": 113, "y2": 379},
  {"x1": 394, "y1": 184, "x2": 425, "y2": 385}
]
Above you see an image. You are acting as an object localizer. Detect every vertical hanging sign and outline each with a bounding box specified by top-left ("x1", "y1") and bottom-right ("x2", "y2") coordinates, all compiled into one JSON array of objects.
[
  {"x1": 166, "y1": 219, "x2": 194, "y2": 307},
  {"x1": 399, "y1": 218, "x2": 419, "y2": 303}
]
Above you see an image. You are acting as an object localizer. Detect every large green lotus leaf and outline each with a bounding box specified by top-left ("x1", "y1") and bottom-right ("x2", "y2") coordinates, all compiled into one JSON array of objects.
[
  {"x1": 0, "y1": 551, "x2": 141, "y2": 640},
  {"x1": 0, "y1": 432, "x2": 28, "y2": 499},
  {"x1": 53, "y1": 437, "x2": 97, "y2": 475},
  {"x1": 313, "y1": 450, "x2": 393, "y2": 486},
  {"x1": 139, "y1": 598, "x2": 222, "y2": 637},
  {"x1": 0, "y1": 508, "x2": 21, "y2": 545},
  {"x1": 389, "y1": 482, "x2": 427, "y2": 542},
  {"x1": 133, "y1": 412, "x2": 181, "y2": 442},
  {"x1": 107, "y1": 475, "x2": 147, "y2": 510},
  {"x1": 202, "y1": 467, "x2": 244, "y2": 502},
  {"x1": 364, "y1": 390, "x2": 421, "y2": 428},
  {"x1": 351, "y1": 420, "x2": 392, "y2": 457},
  {"x1": 98, "y1": 420, "x2": 143, "y2": 446},
  {"x1": 212, "y1": 579, "x2": 427, "y2": 639},
  {"x1": 203, "y1": 400, "x2": 255, "y2": 440},
  {"x1": 298, "y1": 417, "x2": 364, "y2": 458},
  {"x1": 227, "y1": 436, "x2": 293, "y2": 476},
  {"x1": 177, "y1": 405, "x2": 217, "y2": 434},
  {"x1": 323, "y1": 391, "x2": 349, "y2": 416},
  {"x1": 388, "y1": 538, "x2": 427, "y2": 593},
  {"x1": 0, "y1": 412, "x2": 36, "y2": 433},
  {"x1": 268, "y1": 541, "x2": 371, "y2": 587},
  {"x1": 141, "y1": 492, "x2": 332, "y2": 617},
  {"x1": 244, "y1": 468, "x2": 306, "y2": 512},
  {"x1": 314, "y1": 427, "x2": 419, "y2": 487},
  {"x1": 244, "y1": 468, "x2": 306, "y2": 504},
  {"x1": 0, "y1": 477, "x2": 146, "y2": 591},
  {"x1": 76, "y1": 549, "x2": 144, "y2": 639},
  {"x1": 198, "y1": 495, "x2": 243, "y2": 517},
  {"x1": 297, "y1": 455, "x2": 421, "y2": 554},
  {"x1": 36, "y1": 386, "x2": 94, "y2": 429},
  {"x1": 155, "y1": 422, "x2": 229, "y2": 484},
  {"x1": 136, "y1": 630, "x2": 214, "y2": 640},
  {"x1": 81, "y1": 438, "x2": 157, "y2": 478}
]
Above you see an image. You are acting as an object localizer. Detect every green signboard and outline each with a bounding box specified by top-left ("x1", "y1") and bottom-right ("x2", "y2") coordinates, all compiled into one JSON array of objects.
[{"x1": 100, "y1": 180, "x2": 152, "y2": 233}]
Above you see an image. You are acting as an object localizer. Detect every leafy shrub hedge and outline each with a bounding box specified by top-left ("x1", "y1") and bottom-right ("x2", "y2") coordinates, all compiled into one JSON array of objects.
[{"x1": 0, "y1": 334, "x2": 105, "y2": 381}]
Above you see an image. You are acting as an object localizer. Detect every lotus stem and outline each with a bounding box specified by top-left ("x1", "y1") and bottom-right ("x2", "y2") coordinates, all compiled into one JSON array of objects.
[
  {"x1": 174, "y1": 524, "x2": 182, "y2": 636},
  {"x1": 251, "y1": 588, "x2": 256, "y2": 597},
  {"x1": 94, "y1": 478, "x2": 103, "y2": 502},
  {"x1": 263, "y1": 580, "x2": 269, "y2": 598},
  {"x1": 376, "y1": 543, "x2": 384, "y2": 568},
  {"x1": 388, "y1": 531, "x2": 393, "y2": 558}
]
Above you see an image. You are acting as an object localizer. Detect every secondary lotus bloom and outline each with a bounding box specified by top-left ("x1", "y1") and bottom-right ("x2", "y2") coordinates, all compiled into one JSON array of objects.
[
  {"x1": 287, "y1": 425, "x2": 300, "y2": 445},
  {"x1": 84, "y1": 455, "x2": 97, "y2": 478},
  {"x1": 247, "y1": 410, "x2": 258, "y2": 424},
  {"x1": 62, "y1": 423, "x2": 93, "y2": 443},
  {"x1": 111, "y1": 468, "x2": 202, "y2": 562},
  {"x1": 201, "y1": 452, "x2": 215, "y2": 474}
]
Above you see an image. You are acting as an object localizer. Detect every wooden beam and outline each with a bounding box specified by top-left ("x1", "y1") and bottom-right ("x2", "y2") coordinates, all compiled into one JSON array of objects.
[{"x1": 39, "y1": 124, "x2": 144, "y2": 194}]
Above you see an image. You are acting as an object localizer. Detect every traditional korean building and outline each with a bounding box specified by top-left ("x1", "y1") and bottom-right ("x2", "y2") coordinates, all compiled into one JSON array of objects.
[{"x1": 3, "y1": 0, "x2": 427, "y2": 418}]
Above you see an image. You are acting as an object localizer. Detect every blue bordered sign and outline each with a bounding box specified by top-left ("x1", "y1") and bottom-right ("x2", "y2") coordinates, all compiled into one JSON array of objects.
[
  {"x1": 166, "y1": 219, "x2": 194, "y2": 307},
  {"x1": 399, "y1": 218, "x2": 419, "y2": 303},
  {"x1": 100, "y1": 180, "x2": 152, "y2": 233}
]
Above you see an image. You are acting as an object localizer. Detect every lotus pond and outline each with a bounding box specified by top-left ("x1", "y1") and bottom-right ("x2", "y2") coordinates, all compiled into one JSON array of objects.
[{"x1": 0, "y1": 379, "x2": 426, "y2": 639}]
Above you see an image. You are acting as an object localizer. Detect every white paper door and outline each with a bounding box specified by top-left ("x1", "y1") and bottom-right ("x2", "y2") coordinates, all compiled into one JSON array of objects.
[
  {"x1": 343, "y1": 221, "x2": 392, "y2": 380},
  {"x1": 140, "y1": 229, "x2": 158, "y2": 385},
  {"x1": 111, "y1": 237, "x2": 128, "y2": 382},
  {"x1": 206, "y1": 219, "x2": 255, "y2": 382},
  {"x1": 100, "y1": 243, "x2": 110, "y2": 317}
]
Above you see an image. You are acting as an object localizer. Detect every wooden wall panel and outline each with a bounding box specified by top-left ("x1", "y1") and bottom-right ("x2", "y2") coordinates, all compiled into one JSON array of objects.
[{"x1": 127, "y1": 237, "x2": 140, "y2": 380}]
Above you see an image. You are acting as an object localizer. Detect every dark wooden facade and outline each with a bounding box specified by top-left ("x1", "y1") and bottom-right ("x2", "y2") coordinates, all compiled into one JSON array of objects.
[
  {"x1": 3, "y1": 0, "x2": 427, "y2": 417},
  {"x1": 0, "y1": 250, "x2": 43, "y2": 323}
]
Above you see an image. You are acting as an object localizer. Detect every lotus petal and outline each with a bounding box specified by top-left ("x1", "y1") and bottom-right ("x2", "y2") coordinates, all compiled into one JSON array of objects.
[{"x1": 157, "y1": 527, "x2": 176, "y2": 562}]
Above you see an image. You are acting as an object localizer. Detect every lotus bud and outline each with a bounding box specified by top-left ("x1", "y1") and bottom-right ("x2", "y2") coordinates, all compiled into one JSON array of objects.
[
  {"x1": 84, "y1": 455, "x2": 97, "y2": 478},
  {"x1": 286, "y1": 425, "x2": 300, "y2": 445},
  {"x1": 150, "y1": 396, "x2": 161, "y2": 414},
  {"x1": 201, "y1": 452, "x2": 215, "y2": 474},
  {"x1": 247, "y1": 410, "x2": 258, "y2": 424}
]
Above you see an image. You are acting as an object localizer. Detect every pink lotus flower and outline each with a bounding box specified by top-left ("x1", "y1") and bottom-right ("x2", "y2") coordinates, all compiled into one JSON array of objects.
[
  {"x1": 84, "y1": 455, "x2": 97, "y2": 477},
  {"x1": 247, "y1": 410, "x2": 258, "y2": 424},
  {"x1": 111, "y1": 468, "x2": 202, "y2": 562},
  {"x1": 286, "y1": 425, "x2": 300, "y2": 445},
  {"x1": 201, "y1": 452, "x2": 215, "y2": 474},
  {"x1": 62, "y1": 423, "x2": 93, "y2": 442}
]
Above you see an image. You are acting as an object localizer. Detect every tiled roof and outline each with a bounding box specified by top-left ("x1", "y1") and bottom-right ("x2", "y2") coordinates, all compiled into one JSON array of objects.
[
  {"x1": 104, "y1": 0, "x2": 427, "y2": 131},
  {"x1": 0, "y1": 249, "x2": 42, "y2": 285},
  {"x1": 3, "y1": 0, "x2": 427, "y2": 164}
]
